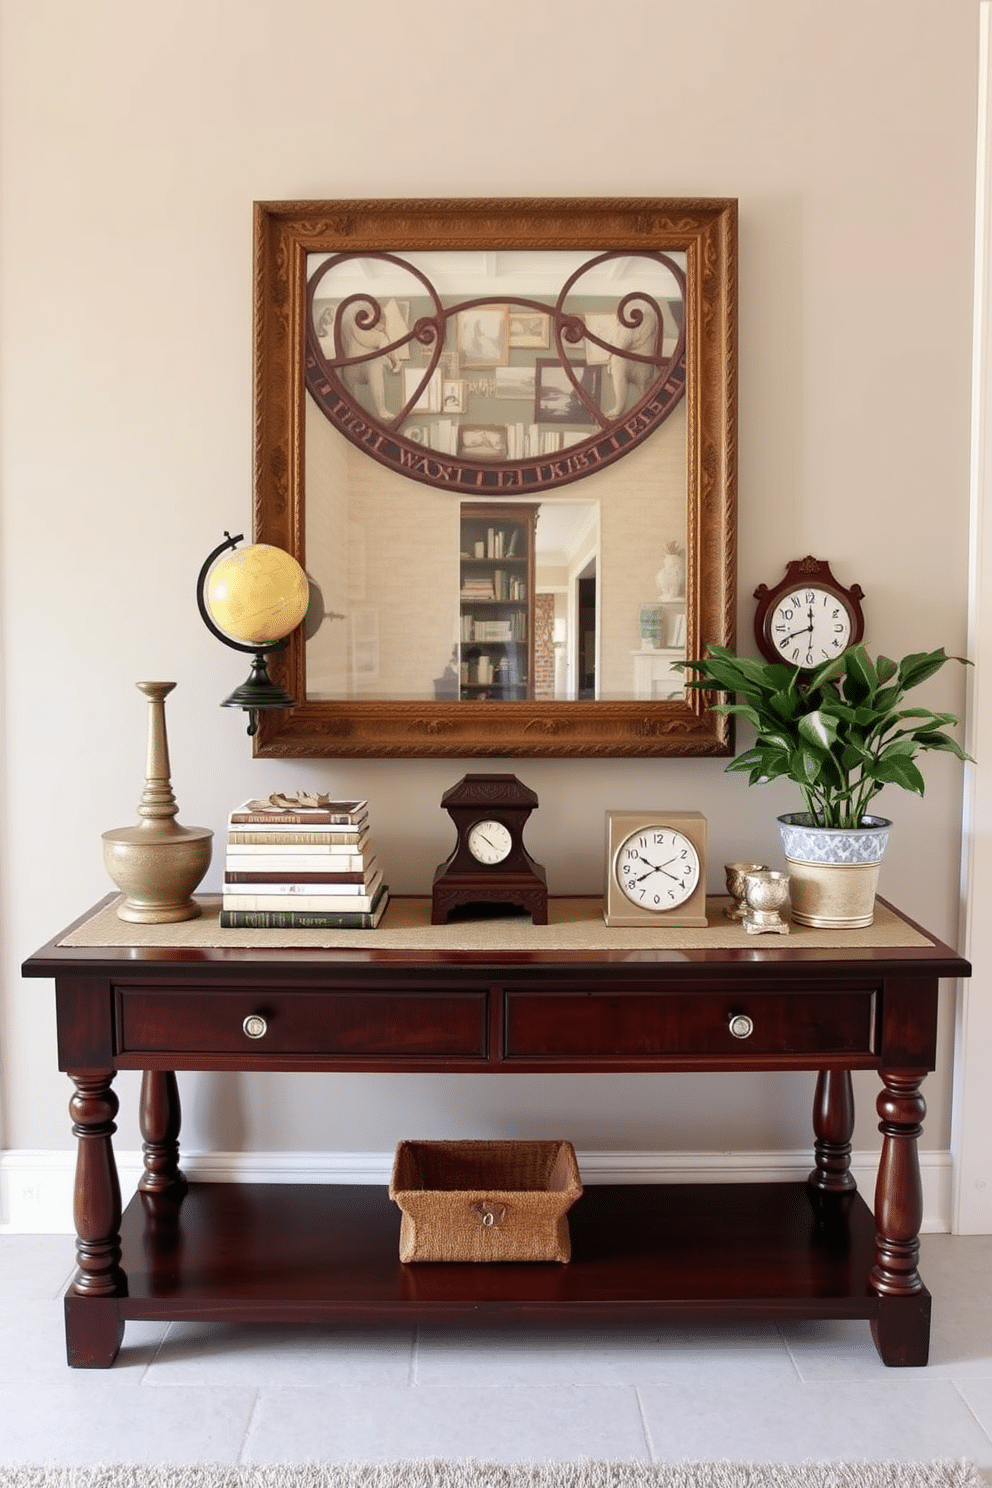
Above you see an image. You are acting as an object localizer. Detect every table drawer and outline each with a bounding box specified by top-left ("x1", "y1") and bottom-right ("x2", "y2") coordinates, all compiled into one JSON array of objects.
[
  {"x1": 504, "y1": 987, "x2": 877, "y2": 1059},
  {"x1": 116, "y1": 988, "x2": 488, "y2": 1058}
]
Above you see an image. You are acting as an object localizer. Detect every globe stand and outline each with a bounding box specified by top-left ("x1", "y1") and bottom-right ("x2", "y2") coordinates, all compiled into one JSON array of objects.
[
  {"x1": 196, "y1": 531, "x2": 301, "y2": 736},
  {"x1": 220, "y1": 649, "x2": 296, "y2": 736}
]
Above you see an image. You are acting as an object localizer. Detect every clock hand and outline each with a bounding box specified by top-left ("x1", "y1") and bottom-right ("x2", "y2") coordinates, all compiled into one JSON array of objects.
[{"x1": 634, "y1": 853, "x2": 688, "y2": 885}]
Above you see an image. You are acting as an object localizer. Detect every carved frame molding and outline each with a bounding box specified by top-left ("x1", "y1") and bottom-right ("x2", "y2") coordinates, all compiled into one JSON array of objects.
[{"x1": 252, "y1": 196, "x2": 737, "y2": 758}]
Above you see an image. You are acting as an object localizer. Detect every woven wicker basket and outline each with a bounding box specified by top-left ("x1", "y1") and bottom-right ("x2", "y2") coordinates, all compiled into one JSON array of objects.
[{"x1": 388, "y1": 1138, "x2": 582, "y2": 1263}]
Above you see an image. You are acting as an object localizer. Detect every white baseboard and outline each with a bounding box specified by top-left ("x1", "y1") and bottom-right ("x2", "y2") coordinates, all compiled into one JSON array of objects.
[{"x1": 0, "y1": 1145, "x2": 954, "y2": 1234}]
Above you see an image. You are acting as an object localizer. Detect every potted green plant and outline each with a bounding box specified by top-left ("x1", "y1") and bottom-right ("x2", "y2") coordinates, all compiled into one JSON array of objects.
[{"x1": 679, "y1": 642, "x2": 973, "y2": 928}]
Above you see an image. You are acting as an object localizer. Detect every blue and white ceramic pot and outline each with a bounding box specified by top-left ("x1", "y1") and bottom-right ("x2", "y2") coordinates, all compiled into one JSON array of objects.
[{"x1": 776, "y1": 813, "x2": 892, "y2": 929}]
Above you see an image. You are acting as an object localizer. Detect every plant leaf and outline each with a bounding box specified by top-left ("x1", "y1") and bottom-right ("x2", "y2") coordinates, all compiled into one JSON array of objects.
[
  {"x1": 805, "y1": 654, "x2": 849, "y2": 690},
  {"x1": 911, "y1": 731, "x2": 975, "y2": 760},
  {"x1": 869, "y1": 756, "x2": 927, "y2": 795},
  {"x1": 707, "y1": 702, "x2": 765, "y2": 729},
  {"x1": 897, "y1": 647, "x2": 971, "y2": 690},
  {"x1": 842, "y1": 644, "x2": 878, "y2": 700},
  {"x1": 797, "y1": 710, "x2": 840, "y2": 753},
  {"x1": 789, "y1": 745, "x2": 830, "y2": 786}
]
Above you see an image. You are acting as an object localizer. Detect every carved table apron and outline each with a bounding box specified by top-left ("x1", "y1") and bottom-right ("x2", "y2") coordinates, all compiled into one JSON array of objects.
[{"x1": 22, "y1": 894, "x2": 970, "y2": 1369}]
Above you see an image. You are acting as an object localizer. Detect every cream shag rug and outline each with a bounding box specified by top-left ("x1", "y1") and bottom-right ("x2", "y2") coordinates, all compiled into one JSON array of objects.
[{"x1": 0, "y1": 1463, "x2": 980, "y2": 1488}]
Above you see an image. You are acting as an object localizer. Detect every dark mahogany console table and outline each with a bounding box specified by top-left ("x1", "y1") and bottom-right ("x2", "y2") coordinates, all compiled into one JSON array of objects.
[{"x1": 22, "y1": 893, "x2": 970, "y2": 1369}]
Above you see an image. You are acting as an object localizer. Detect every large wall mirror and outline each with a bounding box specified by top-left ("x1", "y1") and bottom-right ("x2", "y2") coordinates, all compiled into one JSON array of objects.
[{"x1": 252, "y1": 197, "x2": 737, "y2": 757}]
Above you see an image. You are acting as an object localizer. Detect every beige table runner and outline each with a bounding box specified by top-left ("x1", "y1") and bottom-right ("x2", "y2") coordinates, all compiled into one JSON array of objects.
[{"x1": 60, "y1": 894, "x2": 933, "y2": 953}]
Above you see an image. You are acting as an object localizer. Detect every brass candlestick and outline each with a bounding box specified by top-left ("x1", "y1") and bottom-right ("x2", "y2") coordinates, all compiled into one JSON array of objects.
[{"x1": 102, "y1": 682, "x2": 213, "y2": 922}]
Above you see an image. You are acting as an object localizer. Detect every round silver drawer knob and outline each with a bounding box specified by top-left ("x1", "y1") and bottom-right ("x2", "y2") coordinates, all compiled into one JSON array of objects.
[
  {"x1": 728, "y1": 1013, "x2": 754, "y2": 1040},
  {"x1": 242, "y1": 1014, "x2": 268, "y2": 1040}
]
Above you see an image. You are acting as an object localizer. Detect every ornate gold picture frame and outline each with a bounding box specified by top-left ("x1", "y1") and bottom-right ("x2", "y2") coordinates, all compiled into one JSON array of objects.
[{"x1": 252, "y1": 196, "x2": 737, "y2": 758}]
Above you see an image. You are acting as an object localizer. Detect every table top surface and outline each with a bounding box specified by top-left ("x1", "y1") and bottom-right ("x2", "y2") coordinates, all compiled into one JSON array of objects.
[{"x1": 22, "y1": 893, "x2": 971, "y2": 979}]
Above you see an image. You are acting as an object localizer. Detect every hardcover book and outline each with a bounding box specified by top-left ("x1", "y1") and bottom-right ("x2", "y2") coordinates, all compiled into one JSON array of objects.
[
  {"x1": 223, "y1": 858, "x2": 375, "y2": 882},
  {"x1": 222, "y1": 868, "x2": 385, "y2": 913},
  {"x1": 219, "y1": 883, "x2": 389, "y2": 930},
  {"x1": 228, "y1": 794, "x2": 368, "y2": 826},
  {"x1": 222, "y1": 867, "x2": 383, "y2": 898},
  {"x1": 227, "y1": 830, "x2": 369, "y2": 848}
]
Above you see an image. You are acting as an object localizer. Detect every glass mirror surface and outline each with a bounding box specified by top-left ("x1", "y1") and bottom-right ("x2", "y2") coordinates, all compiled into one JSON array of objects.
[{"x1": 303, "y1": 249, "x2": 687, "y2": 706}]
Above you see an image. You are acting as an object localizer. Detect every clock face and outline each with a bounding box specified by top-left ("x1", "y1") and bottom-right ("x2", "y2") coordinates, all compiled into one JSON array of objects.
[
  {"x1": 767, "y1": 585, "x2": 853, "y2": 670},
  {"x1": 614, "y1": 826, "x2": 700, "y2": 911},
  {"x1": 467, "y1": 818, "x2": 513, "y2": 865}
]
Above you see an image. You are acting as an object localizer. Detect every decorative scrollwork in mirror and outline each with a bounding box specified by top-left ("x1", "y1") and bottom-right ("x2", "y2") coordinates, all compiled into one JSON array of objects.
[
  {"x1": 252, "y1": 197, "x2": 737, "y2": 758},
  {"x1": 304, "y1": 248, "x2": 687, "y2": 494}
]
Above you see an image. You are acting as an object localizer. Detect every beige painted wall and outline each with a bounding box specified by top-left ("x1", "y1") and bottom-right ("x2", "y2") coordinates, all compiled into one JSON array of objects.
[{"x1": 0, "y1": 0, "x2": 979, "y2": 1164}]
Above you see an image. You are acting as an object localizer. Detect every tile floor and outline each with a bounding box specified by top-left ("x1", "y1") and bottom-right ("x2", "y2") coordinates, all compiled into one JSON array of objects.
[{"x1": 1, "y1": 1231, "x2": 992, "y2": 1472}]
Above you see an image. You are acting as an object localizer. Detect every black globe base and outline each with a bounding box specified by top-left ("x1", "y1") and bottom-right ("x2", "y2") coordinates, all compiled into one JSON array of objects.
[{"x1": 221, "y1": 652, "x2": 296, "y2": 736}]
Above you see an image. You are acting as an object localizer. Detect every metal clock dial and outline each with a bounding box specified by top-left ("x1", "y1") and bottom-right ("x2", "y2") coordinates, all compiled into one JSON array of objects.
[
  {"x1": 768, "y1": 586, "x2": 853, "y2": 670},
  {"x1": 614, "y1": 827, "x2": 701, "y2": 911},
  {"x1": 467, "y1": 819, "x2": 513, "y2": 865}
]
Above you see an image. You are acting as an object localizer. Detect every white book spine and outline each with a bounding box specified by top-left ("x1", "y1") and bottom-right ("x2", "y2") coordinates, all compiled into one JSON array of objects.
[
  {"x1": 222, "y1": 876, "x2": 378, "y2": 897},
  {"x1": 223, "y1": 879, "x2": 384, "y2": 914},
  {"x1": 224, "y1": 853, "x2": 372, "y2": 874}
]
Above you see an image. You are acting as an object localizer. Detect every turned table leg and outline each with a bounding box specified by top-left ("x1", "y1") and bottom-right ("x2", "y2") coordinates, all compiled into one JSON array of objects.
[
  {"x1": 808, "y1": 1069, "x2": 856, "y2": 1193},
  {"x1": 870, "y1": 1067, "x2": 931, "y2": 1366},
  {"x1": 138, "y1": 1070, "x2": 187, "y2": 1193},
  {"x1": 65, "y1": 1070, "x2": 125, "y2": 1367}
]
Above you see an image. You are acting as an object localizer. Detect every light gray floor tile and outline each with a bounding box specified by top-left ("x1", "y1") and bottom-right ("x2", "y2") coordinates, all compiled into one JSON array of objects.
[
  {"x1": 415, "y1": 1320, "x2": 799, "y2": 1387},
  {"x1": 0, "y1": 1383, "x2": 256, "y2": 1465},
  {"x1": 0, "y1": 1234, "x2": 75, "y2": 1300},
  {"x1": 0, "y1": 1300, "x2": 166, "y2": 1385},
  {"x1": 243, "y1": 1384, "x2": 651, "y2": 1464},
  {"x1": 638, "y1": 1379, "x2": 992, "y2": 1465},
  {"x1": 922, "y1": 1234, "x2": 992, "y2": 1376},
  {"x1": 950, "y1": 1380, "x2": 992, "y2": 1443},
  {"x1": 779, "y1": 1317, "x2": 914, "y2": 1380},
  {"x1": 144, "y1": 1320, "x2": 417, "y2": 1387},
  {"x1": 921, "y1": 1231, "x2": 992, "y2": 1282},
  {"x1": 782, "y1": 1312, "x2": 992, "y2": 1381}
]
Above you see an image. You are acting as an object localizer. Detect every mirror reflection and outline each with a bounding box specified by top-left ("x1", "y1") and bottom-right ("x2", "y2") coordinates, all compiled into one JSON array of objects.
[
  {"x1": 305, "y1": 490, "x2": 687, "y2": 703},
  {"x1": 303, "y1": 249, "x2": 689, "y2": 704}
]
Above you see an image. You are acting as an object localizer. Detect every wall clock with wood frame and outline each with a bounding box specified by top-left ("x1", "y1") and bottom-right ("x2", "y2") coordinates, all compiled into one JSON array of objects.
[
  {"x1": 604, "y1": 810, "x2": 707, "y2": 927},
  {"x1": 431, "y1": 773, "x2": 548, "y2": 924},
  {"x1": 753, "y1": 556, "x2": 865, "y2": 672}
]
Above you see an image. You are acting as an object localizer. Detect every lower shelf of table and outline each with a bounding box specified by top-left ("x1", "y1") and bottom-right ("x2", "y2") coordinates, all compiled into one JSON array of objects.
[{"x1": 63, "y1": 1181, "x2": 932, "y2": 1367}]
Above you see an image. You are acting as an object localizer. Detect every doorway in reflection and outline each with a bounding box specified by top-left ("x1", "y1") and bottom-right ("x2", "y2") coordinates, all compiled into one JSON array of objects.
[
  {"x1": 457, "y1": 498, "x2": 600, "y2": 702},
  {"x1": 577, "y1": 570, "x2": 597, "y2": 700}
]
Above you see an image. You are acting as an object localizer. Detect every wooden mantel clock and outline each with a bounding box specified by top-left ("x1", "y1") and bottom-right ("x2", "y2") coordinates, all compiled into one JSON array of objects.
[{"x1": 431, "y1": 773, "x2": 549, "y2": 924}]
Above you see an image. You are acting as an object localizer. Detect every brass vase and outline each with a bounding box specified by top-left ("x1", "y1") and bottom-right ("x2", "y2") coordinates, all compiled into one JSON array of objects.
[{"x1": 102, "y1": 681, "x2": 213, "y2": 922}]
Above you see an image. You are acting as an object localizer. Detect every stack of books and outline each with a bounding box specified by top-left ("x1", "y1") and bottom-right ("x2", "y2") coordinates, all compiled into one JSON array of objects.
[{"x1": 219, "y1": 793, "x2": 388, "y2": 929}]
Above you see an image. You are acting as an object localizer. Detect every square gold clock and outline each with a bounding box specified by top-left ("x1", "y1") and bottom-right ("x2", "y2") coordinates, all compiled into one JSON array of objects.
[{"x1": 604, "y1": 810, "x2": 708, "y2": 927}]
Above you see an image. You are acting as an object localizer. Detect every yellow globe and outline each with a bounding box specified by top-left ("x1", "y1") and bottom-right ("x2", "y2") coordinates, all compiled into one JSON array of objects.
[{"x1": 206, "y1": 543, "x2": 310, "y2": 645}]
